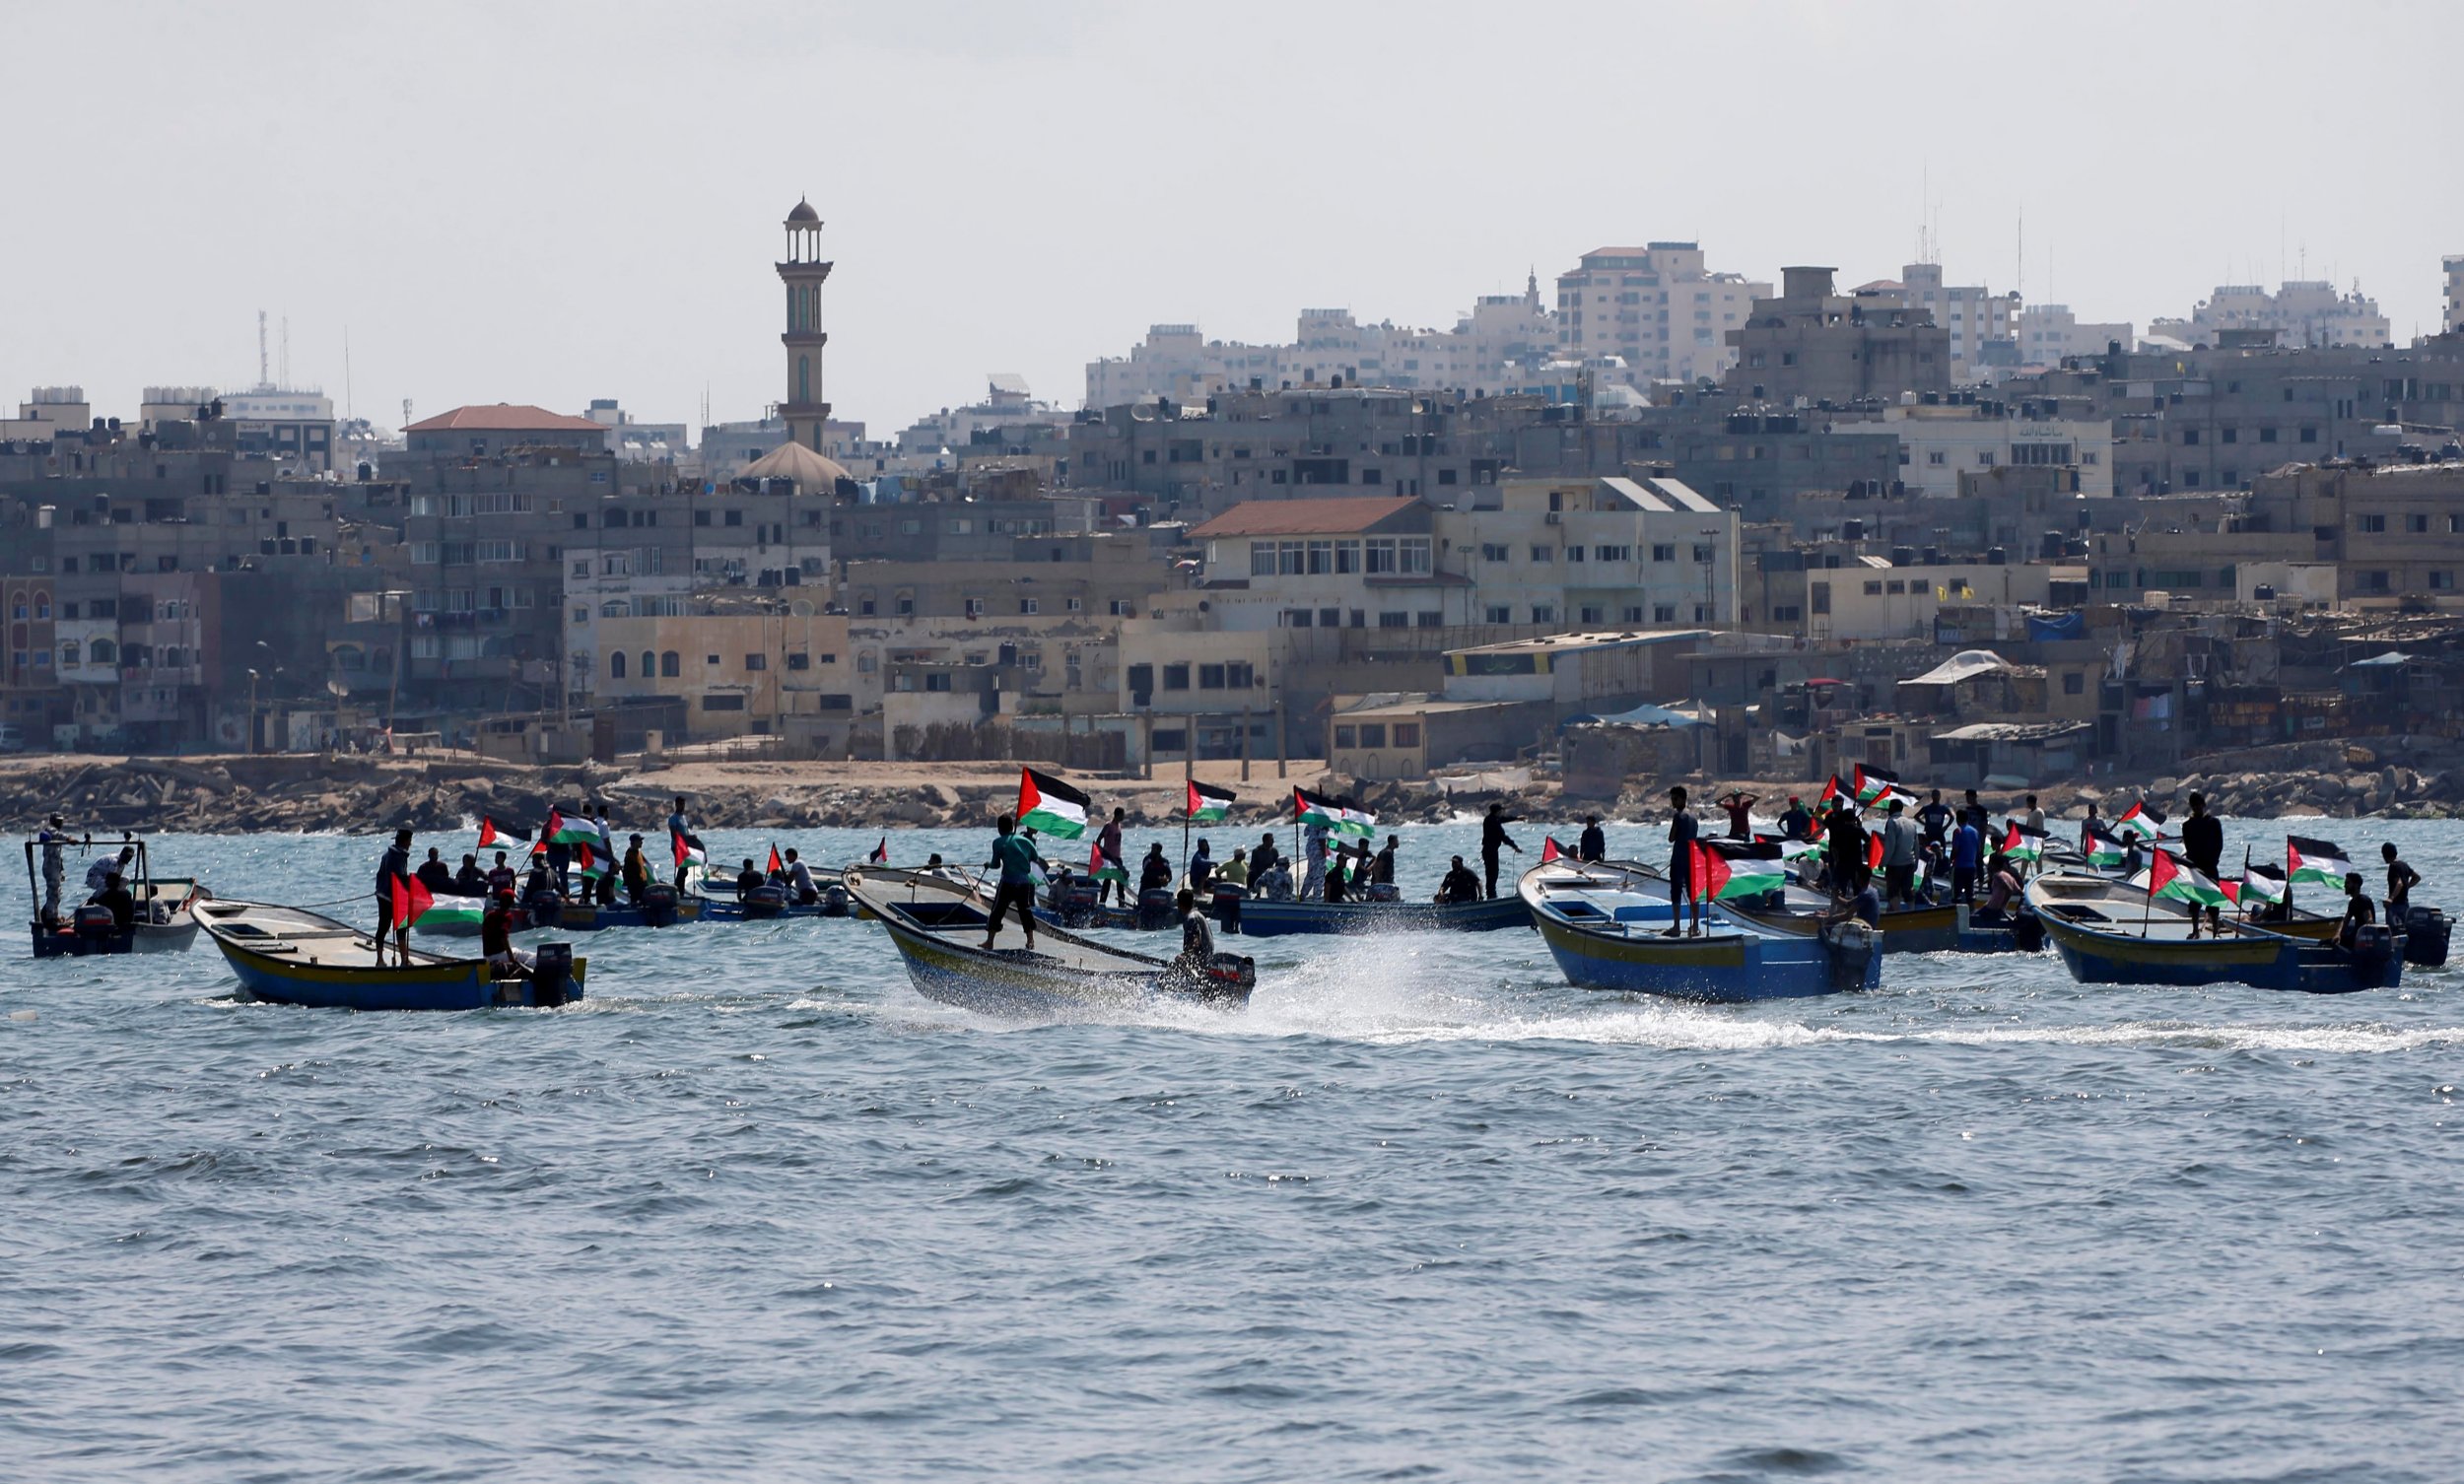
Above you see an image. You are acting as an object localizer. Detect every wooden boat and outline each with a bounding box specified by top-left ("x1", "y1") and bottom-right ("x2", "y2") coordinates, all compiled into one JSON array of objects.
[
  {"x1": 2025, "y1": 871, "x2": 2400, "y2": 993},
  {"x1": 195, "y1": 899, "x2": 585, "y2": 1010},
  {"x1": 693, "y1": 874, "x2": 856, "y2": 921},
  {"x1": 1518, "y1": 860, "x2": 1880, "y2": 1001},
  {"x1": 1595, "y1": 855, "x2": 1964, "y2": 953},
  {"x1": 21, "y1": 836, "x2": 206, "y2": 957},
  {"x1": 843, "y1": 866, "x2": 1252, "y2": 1018}
]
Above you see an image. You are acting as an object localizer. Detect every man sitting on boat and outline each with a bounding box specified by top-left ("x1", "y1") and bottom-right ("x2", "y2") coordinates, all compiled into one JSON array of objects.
[
  {"x1": 482, "y1": 892, "x2": 533, "y2": 981},
  {"x1": 1189, "y1": 839, "x2": 1215, "y2": 894},
  {"x1": 453, "y1": 853, "x2": 487, "y2": 897},
  {"x1": 981, "y1": 813, "x2": 1045, "y2": 953},
  {"x1": 1437, "y1": 855, "x2": 1482, "y2": 905},
  {"x1": 1175, "y1": 887, "x2": 1215, "y2": 972},
  {"x1": 91, "y1": 870, "x2": 136, "y2": 932},
  {"x1": 1251, "y1": 833, "x2": 1282, "y2": 881},
  {"x1": 416, "y1": 848, "x2": 454, "y2": 896},
  {"x1": 86, "y1": 845, "x2": 135, "y2": 895},
  {"x1": 1254, "y1": 855, "x2": 1294, "y2": 902},
  {"x1": 2338, "y1": 872, "x2": 2376, "y2": 951},
  {"x1": 734, "y1": 859, "x2": 765, "y2": 898},
  {"x1": 1139, "y1": 843, "x2": 1173, "y2": 897},
  {"x1": 1976, "y1": 849, "x2": 2023, "y2": 922},
  {"x1": 1369, "y1": 836, "x2": 1402, "y2": 901},
  {"x1": 782, "y1": 848, "x2": 818, "y2": 906}
]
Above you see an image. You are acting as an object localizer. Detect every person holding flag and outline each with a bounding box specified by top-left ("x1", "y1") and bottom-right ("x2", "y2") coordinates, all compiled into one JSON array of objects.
[
  {"x1": 665, "y1": 796, "x2": 697, "y2": 892},
  {"x1": 374, "y1": 827, "x2": 416, "y2": 968},
  {"x1": 2000, "y1": 819, "x2": 2047, "y2": 881},
  {"x1": 1662, "y1": 786, "x2": 1703, "y2": 938},
  {"x1": 980, "y1": 812, "x2": 1046, "y2": 953},
  {"x1": 2236, "y1": 861, "x2": 2291, "y2": 921}
]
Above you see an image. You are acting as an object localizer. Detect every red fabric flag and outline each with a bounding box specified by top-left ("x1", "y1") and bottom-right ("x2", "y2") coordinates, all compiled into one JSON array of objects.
[
  {"x1": 477, "y1": 817, "x2": 499, "y2": 849},
  {"x1": 869, "y1": 837, "x2": 890, "y2": 864},
  {"x1": 767, "y1": 844, "x2": 783, "y2": 875},
  {"x1": 1540, "y1": 837, "x2": 1564, "y2": 863},
  {"x1": 2150, "y1": 848, "x2": 2179, "y2": 896},
  {"x1": 1691, "y1": 839, "x2": 1732, "y2": 899},
  {"x1": 1866, "y1": 832, "x2": 1884, "y2": 872},
  {"x1": 389, "y1": 871, "x2": 434, "y2": 926}
]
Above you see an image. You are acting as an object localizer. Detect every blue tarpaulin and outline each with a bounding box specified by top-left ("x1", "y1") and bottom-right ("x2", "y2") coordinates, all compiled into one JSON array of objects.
[{"x1": 2026, "y1": 611, "x2": 2085, "y2": 641}]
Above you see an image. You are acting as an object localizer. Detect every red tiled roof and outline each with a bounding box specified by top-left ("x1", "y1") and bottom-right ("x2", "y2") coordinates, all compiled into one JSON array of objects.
[
  {"x1": 403, "y1": 403, "x2": 605, "y2": 434},
  {"x1": 1188, "y1": 497, "x2": 1424, "y2": 539}
]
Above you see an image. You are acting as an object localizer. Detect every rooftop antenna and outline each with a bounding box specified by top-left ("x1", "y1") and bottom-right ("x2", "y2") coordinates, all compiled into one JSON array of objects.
[
  {"x1": 256, "y1": 309, "x2": 270, "y2": 391},
  {"x1": 401, "y1": 397, "x2": 412, "y2": 436},
  {"x1": 343, "y1": 326, "x2": 354, "y2": 421},
  {"x1": 280, "y1": 314, "x2": 291, "y2": 389},
  {"x1": 2015, "y1": 207, "x2": 2023, "y2": 302}
]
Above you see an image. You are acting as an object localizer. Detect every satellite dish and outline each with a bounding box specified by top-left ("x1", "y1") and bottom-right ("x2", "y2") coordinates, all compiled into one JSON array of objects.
[
  {"x1": 789, "y1": 599, "x2": 813, "y2": 618},
  {"x1": 326, "y1": 679, "x2": 349, "y2": 698}
]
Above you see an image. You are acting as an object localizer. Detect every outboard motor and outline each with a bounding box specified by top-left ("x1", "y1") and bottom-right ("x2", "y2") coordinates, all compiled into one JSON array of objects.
[
  {"x1": 530, "y1": 942, "x2": 578, "y2": 1007},
  {"x1": 1820, "y1": 918, "x2": 1880, "y2": 991},
  {"x1": 741, "y1": 884, "x2": 788, "y2": 920},
  {"x1": 523, "y1": 890, "x2": 565, "y2": 930},
  {"x1": 821, "y1": 882, "x2": 852, "y2": 918},
  {"x1": 639, "y1": 882, "x2": 679, "y2": 927},
  {"x1": 2402, "y1": 906, "x2": 2451, "y2": 969},
  {"x1": 1135, "y1": 887, "x2": 1177, "y2": 932},
  {"x1": 2011, "y1": 909, "x2": 2046, "y2": 954},
  {"x1": 1210, "y1": 880, "x2": 1247, "y2": 934},
  {"x1": 71, "y1": 904, "x2": 122, "y2": 955},
  {"x1": 1364, "y1": 882, "x2": 1401, "y2": 903},
  {"x1": 1058, "y1": 878, "x2": 1101, "y2": 928},
  {"x1": 2348, "y1": 922, "x2": 2397, "y2": 979}
]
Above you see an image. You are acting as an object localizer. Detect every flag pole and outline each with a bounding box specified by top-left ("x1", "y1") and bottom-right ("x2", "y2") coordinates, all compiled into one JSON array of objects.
[{"x1": 2140, "y1": 851, "x2": 2157, "y2": 939}]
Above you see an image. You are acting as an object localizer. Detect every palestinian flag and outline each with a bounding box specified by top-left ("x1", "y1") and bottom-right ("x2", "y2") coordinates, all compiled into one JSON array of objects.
[
  {"x1": 767, "y1": 844, "x2": 784, "y2": 876},
  {"x1": 672, "y1": 826, "x2": 707, "y2": 874},
  {"x1": 2084, "y1": 828, "x2": 2127, "y2": 870},
  {"x1": 1088, "y1": 840, "x2": 1127, "y2": 883},
  {"x1": 1294, "y1": 786, "x2": 1375, "y2": 839},
  {"x1": 1018, "y1": 768, "x2": 1090, "y2": 840},
  {"x1": 576, "y1": 842, "x2": 608, "y2": 882},
  {"x1": 1695, "y1": 839, "x2": 1787, "y2": 901},
  {"x1": 1775, "y1": 836, "x2": 1824, "y2": 864},
  {"x1": 2288, "y1": 835, "x2": 2353, "y2": 889},
  {"x1": 2151, "y1": 848, "x2": 2231, "y2": 910},
  {"x1": 2001, "y1": 821, "x2": 2046, "y2": 863},
  {"x1": 475, "y1": 816, "x2": 531, "y2": 850},
  {"x1": 2237, "y1": 862, "x2": 2288, "y2": 906},
  {"x1": 868, "y1": 837, "x2": 890, "y2": 865},
  {"x1": 1853, "y1": 763, "x2": 1907, "y2": 807},
  {"x1": 1540, "y1": 837, "x2": 1567, "y2": 863},
  {"x1": 2114, "y1": 800, "x2": 2165, "y2": 841},
  {"x1": 1187, "y1": 778, "x2": 1235, "y2": 823},
  {"x1": 387, "y1": 872, "x2": 435, "y2": 926},
  {"x1": 415, "y1": 893, "x2": 488, "y2": 929}
]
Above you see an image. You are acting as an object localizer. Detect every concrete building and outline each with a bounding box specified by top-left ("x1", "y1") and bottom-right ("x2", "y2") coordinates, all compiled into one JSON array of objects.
[
  {"x1": 1872, "y1": 263, "x2": 2018, "y2": 383},
  {"x1": 2151, "y1": 280, "x2": 2391, "y2": 350},
  {"x1": 2095, "y1": 460, "x2": 2464, "y2": 607},
  {"x1": 1446, "y1": 476, "x2": 1740, "y2": 629},
  {"x1": 1726, "y1": 267, "x2": 1952, "y2": 405},
  {"x1": 1862, "y1": 401, "x2": 2113, "y2": 501},
  {"x1": 403, "y1": 404, "x2": 610, "y2": 460},
  {"x1": 1185, "y1": 496, "x2": 1457, "y2": 632},
  {"x1": 596, "y1": 605, "x2": 857, "y2": 745},
  {"x1": 1554, "y1": 243, "x2": 1767, "y2": 386},
  {"x1": 0, "y1": 386, "x2": 91, "y2": 442},
  {"x1": 2018, "y1": 304, "x2": 2134, "y2": 370},
  {"x1": 2447, "y1": 255, "x2": 2464, "y2": 335}
]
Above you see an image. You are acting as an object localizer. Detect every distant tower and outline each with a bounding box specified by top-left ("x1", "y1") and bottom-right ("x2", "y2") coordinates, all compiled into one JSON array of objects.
[{"x1": 778, "y1": 198, "x2": 834, "y2": 450}]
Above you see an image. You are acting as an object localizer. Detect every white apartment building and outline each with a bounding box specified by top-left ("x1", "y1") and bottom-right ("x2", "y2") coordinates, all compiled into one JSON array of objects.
[
  {"x1": 2151, "y1": 280, "x2": 2392, "y2": 349},
  {"x1": 1862, "y1": 404, "x2": 2114, "y2": 500},
  {"x1": 1445, "y1": 477, "x2": 1739, "y2": 630},
  {"x1": 2018, "y1": 304, "x2": 2135, "y2": 369},
  {"x1": 1554, "y1": 243, "x2": 1767, "y2": 387},
  {"x1": 1083, "y1": 281, "x2": 1554, "y2": 409},
  {"x1": 1185, "y1": 497, "x2": 1463, "y2": 632}
]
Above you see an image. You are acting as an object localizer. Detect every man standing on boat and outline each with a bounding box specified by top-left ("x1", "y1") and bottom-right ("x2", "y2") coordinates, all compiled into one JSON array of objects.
[
  {"x1": 1917, "y1": 789, "x2": 1953, "y2": 859},
  {"x1": 622, "y1": 836, "x2": 650, "y2": 902},
  {"x1": 36, "y1": 814, "x2": 68, "y2": 927},
  {"x1": 1663, "y1": 786, "x2": 1703, "y2": 938},
  {"x1": 1823, "y1": 797, "x2": 1867, "y2": 903},
  {"x1": 453, "y1": 853, "x2": 486, "y2": 897},
  {"x1": 1189, "y1": 838, "x2": 1215, "y2": 894},
  {"x1": 375, "y1": 828, "x2": 414, "y2": 968},
  {"x1": 1372, "y1": 835, "x2": 1401, "y2": 894},
  {"x1": 1776, "y1": 798, "x2": 1812, "y2": 843},
  {"x1": 665, "y1": 796, "x2": 694, "y2": 892},
  {"x1": 1880, "y1": 797, "x2": 1922, "y2": 910},
  {"x1": 2180, "y1": 793, "x2": 2224, "y2": 881},
  {"x1": 1096, "y1": 807, "x2": 1128, "y2": 907},
  {"x1": 1480, "y1": 802, "x2": 1524, "y2": 900},
  {"x1": 1716, "y1": 790, "x2": 1756, "y2": 841},
  {"x1": 981, "y1": 813, "x2": 1044, "y2": 953},
  {"x1": 1579, "y1": 815, "x2": 1608, "y2": 862}
]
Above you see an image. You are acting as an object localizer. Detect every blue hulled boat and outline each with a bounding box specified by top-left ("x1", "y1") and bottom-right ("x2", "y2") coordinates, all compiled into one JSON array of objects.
[
  {"x1": 1228, "y1": 890, "x2": 1529, "y2": 938},
  {"x1": 2025, "y1": 872, "x2": 2402, "y2": 993},
  {"x1": 196, "y1": 899, "x2": 585, "y2": 1010},
  {"x1": 1518, "y1": 860, "x2": 1880, "y2": 1001}
]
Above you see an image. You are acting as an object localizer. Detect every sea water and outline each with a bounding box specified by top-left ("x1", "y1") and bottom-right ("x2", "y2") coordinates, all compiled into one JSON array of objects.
[{"x1": 2, "y1": 816, "x2": 2457, "y2": 1481}]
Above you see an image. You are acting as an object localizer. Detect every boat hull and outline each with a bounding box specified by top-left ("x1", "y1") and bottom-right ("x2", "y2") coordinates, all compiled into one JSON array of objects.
[
  {"x1": 199, "y1": 901, "x2": 586, "y2": 1010},
  {"x1": 1231, "y1": 893, "x2": 1529, "y2": 937},
  {"x1": 2029, "y1": 875, "x2": 2400, "y2": 994},
  {"x1": 1531, "y1": 912, "x2": 1874, "y2": 1000}
]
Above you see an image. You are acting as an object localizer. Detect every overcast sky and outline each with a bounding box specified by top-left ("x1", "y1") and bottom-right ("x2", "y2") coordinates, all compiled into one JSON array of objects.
[{"x1": 6, "y1": 1, "x2": 2459, "y2": 438}]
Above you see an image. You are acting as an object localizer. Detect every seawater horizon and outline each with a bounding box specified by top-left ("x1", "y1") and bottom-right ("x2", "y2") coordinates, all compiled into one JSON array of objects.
[{"x1": 3, "y1": 816, "x2": 2457, "y2": 1481}]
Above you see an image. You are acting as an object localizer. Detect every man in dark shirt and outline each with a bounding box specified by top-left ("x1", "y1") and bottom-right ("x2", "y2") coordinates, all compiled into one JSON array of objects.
[
  {"x1": 1959, "y1": 788, "x2": 1989, "y2": 833},
  {"x1": 1251, "y1": 833, "x2": 1281, "y2": 880},
  {"x1": 1175, "y1": 887, "x2": 1215, "y2": 972},
  {"x1": 1481, "y1": 803, "x2": 1524, "y2": 900},
  {"x1": 1189, "y1": 839, "x2": 1215, "y2": 894},
  {"x1": 1372, "y1": 836, "x2": 1400, "y2": 886},
  {"x1": 2338, "y1": 872, "x2": 2376, "y2": 950},
  {"x1": 1139, "y1": 843, "x2": 1173, "y2": 895},
  {"x1": 1664, "y1": 786, "x2": 1703, "y2": 938},
  {"x1": 1824, "y1": 800, "x2": 1867, "y2": 901},
  {"x1": 2382, "y1": 843, "x2": 2421, "y2": 917},
  {"x1": 1438, "y1": 855, "x2": 1481, "y2": 904},
  {"x1": 1578, "y1": 815, "x2": 1608, "y2": 862},
  {"x1": 2180, "y1": 793, "x2": 2224, "y2": 881},
  {"x1": 375, "y1": 828, "x2": 413, "y2": 967},
  {"x1": 482, "y1": 892, "x2": 532, "y2": 980},
  {"x1": 1776, "y1": 798, "x2": 1812, "y2": 843},
  {"x1": 734, "y1": 859, "x2": 765, "y2": 898},
  {"x1": 1916, "y1": 789, "x2": 1953, "y2": 854},
  {"x1": 452, "y1": 853, "x2": 487, "y2": 897},
  {"x1": 93, "y1": 871, "x2": 136, "y2": 932},
  {"x1": 416, "y1": 847, "x2": 454, "y2": 895}
]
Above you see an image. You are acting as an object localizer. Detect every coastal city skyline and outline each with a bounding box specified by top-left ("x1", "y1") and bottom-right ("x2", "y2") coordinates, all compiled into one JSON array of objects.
[{"x1": 6, "y1": 0, "x2": 2461, "y2": 434}]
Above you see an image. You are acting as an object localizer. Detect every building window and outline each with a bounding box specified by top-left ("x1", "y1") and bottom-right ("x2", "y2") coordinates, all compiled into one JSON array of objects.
[
  {"x1": 1335, "y1": 725, "x2": 1356, "y2": 749},
  {"x1": 744, "y1": 654, "x2": 767, "y2": 671},
  {"x1": 1198, "y1": 663, "x2": 1226, "y2": 689},
  {"x1": 610, "y1": 651, "x2": 626, "y2": 679},
  {"x1": 2360, "y1": 571, "x2": 2390, "y2": 592},
  {"x1": 1655, "y1": 604, "x2": 1677, "y2": 622},
  {"x1": 787, "y1": 652, "x2": 811, "y2": 670},
  {"x1": 1416, "y1": 612, "x2": 1442, "y2": 628},
  {"x1": 1392, "y1": 723, "x2": 1421, "y2": 748},
  {"x1": 1379, "y1": 611, "x2": 1408, "y2": 628},
  {"x1": 660, "y1": 651, "x2": 679, "y2": 677},
  {"x1": 1251, "y1": 543, "x2": 1276, "y2": 577},
  {"x1": 2064, "y1": 671, "x2": 2085, "y2": 694},
  {"x1": 1484, "y1": 605, "x2": 1511, "y2": 624},
  {"x1": 1531, "y1": 604, "x2": 1556, "y2": 624},
  {"x1": 2406, "y1": 513, "x2": 2430, "y2": 533},
  {"x1": 1530, "y1": 545, "x2": 1553, "y2": 563},
  {"x1": 1594, "y1": 544, "x2": 1630, "y2": 563},
  {"x1": 2356, "y1": 513, "x2": 2386, "y2": 533},
  {"x1": 1161, "y1": 663, "x2": 1190, "y2": 690}
]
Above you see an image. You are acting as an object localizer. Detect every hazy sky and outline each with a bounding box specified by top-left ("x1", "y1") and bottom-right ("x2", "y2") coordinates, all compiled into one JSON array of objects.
[{"x1": 5, "y1": 1, "x2": 2459, "y2": 438}]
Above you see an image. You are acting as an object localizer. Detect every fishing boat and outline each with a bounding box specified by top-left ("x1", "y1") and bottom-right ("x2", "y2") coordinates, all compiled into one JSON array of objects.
[
  {"x1": 854, "y1": 864, "x2": 1011, "y2": 927},
  {"x1": 1595, "y1": 854, "x2": 1969, "y2": 954},
  {"x1": 693, "y1": 875, "x2": 854, "y2": 921},
  {"x1": 195, "y1": 899, "x2": 584, "y2": 1010},
  {"x1": 413, "y1": 886, "x2": 707, "y2": 936},
  {"x1": 844, "y1": 866, "x2": 1253, "y2": 1018},
  {"x1": 21, "y1": 835, "x2": 206, "y2": 957},
  {"x1": 2025, "y1": 871, "x2": 2400, "y2": 993},
  {"x1": 1518, "y1": 859, "x2": 1881, "y2": 1001},
  {"x1": 1229, "y1": 889, "x2": 1529, "y2": 937}
]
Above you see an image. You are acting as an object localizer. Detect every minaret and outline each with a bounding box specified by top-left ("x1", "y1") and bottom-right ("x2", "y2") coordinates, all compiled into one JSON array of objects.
[{"x1": 778, "y1": 197, "x2": 833, "y2": 450}]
